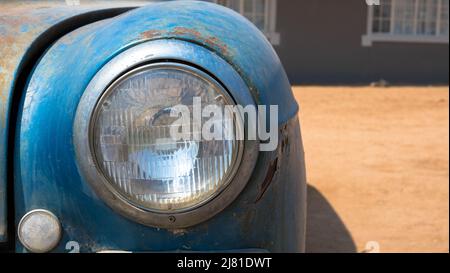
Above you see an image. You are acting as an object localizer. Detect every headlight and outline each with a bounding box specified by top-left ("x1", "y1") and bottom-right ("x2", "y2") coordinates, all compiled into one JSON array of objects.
[
  {"x1": 74, "y1": 40, "x2": 258, "y2": 228},
  {"x1": 91, "y1": 64, "x2": 241, "y2": 212}
]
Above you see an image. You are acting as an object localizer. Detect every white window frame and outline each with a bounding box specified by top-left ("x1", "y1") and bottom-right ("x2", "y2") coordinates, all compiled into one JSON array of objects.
[
  {"x1": 214, "y1": 0, "x2": 280, "y2": 45},
  {"x1": 362, "y1": 0, "x2": 450, "y2": 46}
]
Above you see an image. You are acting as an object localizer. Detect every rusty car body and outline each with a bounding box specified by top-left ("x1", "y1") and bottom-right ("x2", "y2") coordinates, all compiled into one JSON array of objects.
[{"x1": 0, "y1": 0, "x2": 307, "y2": 253}]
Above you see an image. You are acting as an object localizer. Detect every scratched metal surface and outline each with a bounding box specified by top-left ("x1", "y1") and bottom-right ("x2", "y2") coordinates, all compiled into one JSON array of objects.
[
  {"x1": 0, "y1": 2, "x2": 121, "y2": 242},
  {"x1": 13, "y1": 1, "x2": 304, "y2": 252}
]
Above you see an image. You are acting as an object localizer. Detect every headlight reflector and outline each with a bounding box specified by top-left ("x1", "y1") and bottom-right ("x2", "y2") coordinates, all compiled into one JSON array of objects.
[{"x1": 91, "y1": 64, "x2": 241, "y2": 212}]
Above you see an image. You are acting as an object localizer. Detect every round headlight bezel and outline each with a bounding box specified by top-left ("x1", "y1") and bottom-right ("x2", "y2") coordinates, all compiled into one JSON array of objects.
[{"x1": 74, "y1": 40, "x2": 259, "y2": 228}]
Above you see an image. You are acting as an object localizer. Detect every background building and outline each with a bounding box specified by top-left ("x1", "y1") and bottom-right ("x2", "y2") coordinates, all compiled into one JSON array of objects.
[{"x1": 214, "y1": 0, "x2": 449, "y2": 84}]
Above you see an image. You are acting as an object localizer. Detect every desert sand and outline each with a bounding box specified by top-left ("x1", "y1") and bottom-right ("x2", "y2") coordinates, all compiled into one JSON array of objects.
[{"x1": 294, "y1": 86, "x2": 449, "y2": 253}]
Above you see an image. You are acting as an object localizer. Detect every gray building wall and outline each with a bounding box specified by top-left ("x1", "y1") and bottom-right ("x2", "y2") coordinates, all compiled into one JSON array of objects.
[{"x1": 274, "y1": 0, "x2": 449, "y2": 84}]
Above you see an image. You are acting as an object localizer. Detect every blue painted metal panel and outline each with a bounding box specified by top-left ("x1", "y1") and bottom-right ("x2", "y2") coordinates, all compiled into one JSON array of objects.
[
  {"x1": 0, "y1": 3, "x2": 125, "y2": 242},
  {"x1": 14, "y1": 1, "x2": 305, "y2": 252}
]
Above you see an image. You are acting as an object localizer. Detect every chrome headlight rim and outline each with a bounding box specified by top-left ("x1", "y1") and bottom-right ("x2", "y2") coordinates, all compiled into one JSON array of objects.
[{"x1": 74, "y1": 40, "x2": 259, "y2": 229}]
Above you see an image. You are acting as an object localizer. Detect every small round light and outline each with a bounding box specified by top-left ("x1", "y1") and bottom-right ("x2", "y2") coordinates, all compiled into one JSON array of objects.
[
  {"x1": 18, "y1": 209, "x2": 61, "y2": 253},
  {"x1": 91, "y1": 63, "x2": 242, "y2": 212}
]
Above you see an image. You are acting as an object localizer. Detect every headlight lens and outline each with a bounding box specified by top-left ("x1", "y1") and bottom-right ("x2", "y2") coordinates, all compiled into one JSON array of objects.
[{"x1": 91, "y1": 64, "x2": 241, "y2": 212}]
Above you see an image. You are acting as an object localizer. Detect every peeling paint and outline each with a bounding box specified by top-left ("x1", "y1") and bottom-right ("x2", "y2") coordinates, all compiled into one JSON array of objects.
[
  {"x1": 0, "y1": 2, "x2": 136, "y2": 243},
  {"x1": 0, "y1": 3, "x2": 89, "y2": 243},
  {"x1": 140, "y1": 29, "x2": 164, "y2": 40},
  {"x1": 280, "y1": 124, "x2": 290, "y2": 155},
  {"x1": 254, "y1": 157, "x2": 279, "y2": 203},
  {"x1": 138, "y1": 27, "x2": 232, "y2": 73}
]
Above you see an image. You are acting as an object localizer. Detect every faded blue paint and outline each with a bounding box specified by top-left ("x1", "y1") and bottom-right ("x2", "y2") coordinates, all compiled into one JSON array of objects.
[
  {"x1": 13, "y1": 1, "x2": 305, "y2": 252},
  {"x1": 0, "y1": 4, "x2": 121, "y2": 243}
]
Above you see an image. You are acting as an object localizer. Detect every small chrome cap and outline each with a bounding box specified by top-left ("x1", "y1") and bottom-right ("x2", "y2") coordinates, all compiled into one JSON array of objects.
[{"x1": 18, "y1": 209, "x2": 62, "y2": 253}]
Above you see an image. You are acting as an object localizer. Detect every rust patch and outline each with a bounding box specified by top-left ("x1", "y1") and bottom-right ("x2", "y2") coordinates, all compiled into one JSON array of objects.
[
  {"x1": 281, "y1": 136, "x2": 289, "y2": 153},
  {"x1": 170, "y1": 27, "x2": 229, "y2": 56},
  {"x1": 280, "y1": 124, "x2": 290, "y2": 154},
  {"x1": 138, "y1": 27, "x2": 229, "y2": 56},
  {"x1": 135, "y1": 27, "x2": 258, "y2": 103},
  {"x1": 204, "y1": 36, "x2": 229, "y2": 56},
  {"x1": 140, "y1": 29, "x2": 164, "y2": 40},
  {"x1": 254, "y1": 157, "x2": 278, "y2": 203},
  {"x1": 0, "y1": 4, "x2": 66, "y2": 125},
  {"x1": 171, "y1": 26, "x2": 202, "y2": 37}
]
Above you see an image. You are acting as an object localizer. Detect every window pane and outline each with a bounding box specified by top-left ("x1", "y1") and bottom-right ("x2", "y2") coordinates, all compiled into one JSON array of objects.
[
  {"x1": 374, "y1": 5, "x2": 381, "y2": 17},
  {"x1": 381, "y1": 1, "x2": 392, "y2": 18},
  {"x1": 244, "y1": 0, "x2": 253, "y2": 13},
  {"x1": 373, "y1": 19, "x2": 381, "y2": 32},
  {"x1": 255, "y1": 0, "x2": 266, "y2": 14},
  {"x1": 393, "y1": 0, "x2": 416, "y2": 34},
  {"x1": 440, "y1": 0, "x2": 449, "y2": 35},
  {"x1": 416, "y1": 0, "x2": 438, "y2": 35},
  {"x1": 382, "y1": 19, "x2": 391, "y2": 32},
  {"x1": 372, "y1": 0, "x2": 392, "y2": 33}
]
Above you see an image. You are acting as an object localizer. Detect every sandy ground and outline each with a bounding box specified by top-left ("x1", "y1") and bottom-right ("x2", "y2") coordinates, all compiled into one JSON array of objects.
[{"x1": 293, "y1": 86, "x2": 449, "y2": 253}]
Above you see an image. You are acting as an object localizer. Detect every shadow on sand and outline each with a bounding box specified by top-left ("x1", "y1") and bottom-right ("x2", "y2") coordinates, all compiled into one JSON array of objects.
[{"x1": 306, "y1": 185, "x2": 357, "y2": 253}]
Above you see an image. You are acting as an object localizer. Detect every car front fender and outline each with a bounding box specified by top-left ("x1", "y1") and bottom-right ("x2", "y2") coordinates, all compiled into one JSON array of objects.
[{"x1": 11, "y1": 1, "x2": 305, "y2": 252}]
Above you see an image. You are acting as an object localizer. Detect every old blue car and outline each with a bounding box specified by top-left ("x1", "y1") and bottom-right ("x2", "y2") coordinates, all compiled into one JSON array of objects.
[{"x1": 0, "y1": 0, "x2": 306, "y2": 253}]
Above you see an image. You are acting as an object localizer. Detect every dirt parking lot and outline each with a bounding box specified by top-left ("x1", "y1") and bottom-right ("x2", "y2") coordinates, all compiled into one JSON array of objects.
[{"x1": 293, "y1": 86, "x2": 449, "y2": 253}]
